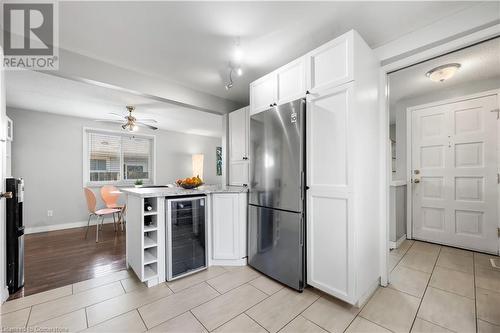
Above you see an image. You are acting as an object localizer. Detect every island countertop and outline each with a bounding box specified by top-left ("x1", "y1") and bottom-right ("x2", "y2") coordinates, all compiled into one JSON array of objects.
[{"x1": 121, "y1": 184, "x2": 248, "y2": 198}]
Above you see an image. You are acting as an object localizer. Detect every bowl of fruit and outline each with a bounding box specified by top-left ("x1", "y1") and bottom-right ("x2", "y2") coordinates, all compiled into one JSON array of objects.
[{"x1": 176, "y1": 176, "x2": 203, "y2": 189}]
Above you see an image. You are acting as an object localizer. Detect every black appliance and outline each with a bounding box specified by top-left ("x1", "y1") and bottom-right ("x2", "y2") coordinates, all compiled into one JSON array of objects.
[{"x1": 6, "y1": 177, "x2": 24, "y2": 294}]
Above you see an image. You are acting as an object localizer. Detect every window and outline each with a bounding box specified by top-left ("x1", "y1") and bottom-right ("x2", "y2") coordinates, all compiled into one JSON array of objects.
[{"x1": 85, "y1": 129, "x2": 154, "y2": 185}]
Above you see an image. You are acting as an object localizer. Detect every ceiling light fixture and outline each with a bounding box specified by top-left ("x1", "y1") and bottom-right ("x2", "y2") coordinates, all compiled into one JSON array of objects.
[{"x1": 425, "y1": 63, "x2": 461, "y2": 82}]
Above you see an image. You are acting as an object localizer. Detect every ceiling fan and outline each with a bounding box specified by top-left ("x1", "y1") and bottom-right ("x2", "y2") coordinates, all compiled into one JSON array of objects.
[{"x1": 96, "y1": 105, "x2": 158, "y2": 131}]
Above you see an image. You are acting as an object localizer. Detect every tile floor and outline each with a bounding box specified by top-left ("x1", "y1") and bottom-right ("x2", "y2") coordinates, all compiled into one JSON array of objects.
[{"x1": 1, "y1": 240, "x2": 499, "y2": 332}]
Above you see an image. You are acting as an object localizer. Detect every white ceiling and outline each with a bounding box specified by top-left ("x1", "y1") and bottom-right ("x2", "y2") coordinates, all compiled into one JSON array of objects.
[
  {"x1": 57, "y1": 1, "x2": 479, "y2": 104},
  {"x1": 389, "y1": 37, "x2": 500, "y2": 109},
  {"x1": 6, "y1": 70, "x2": 223, "y2": 137}
]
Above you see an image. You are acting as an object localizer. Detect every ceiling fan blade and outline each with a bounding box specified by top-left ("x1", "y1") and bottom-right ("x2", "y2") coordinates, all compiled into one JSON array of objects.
[
  {"x1": 108, "y1": 113, "x2": 126, "y2": 119},
  {"x1": 94, "y1": 119, "x2": 124, "y2": 124},
  {"x1": 135, "y1": 118, "x2": 158, "y2": 123},
  {"x1": 136, "y1": 122, "x2": 158, "y2": 130}
]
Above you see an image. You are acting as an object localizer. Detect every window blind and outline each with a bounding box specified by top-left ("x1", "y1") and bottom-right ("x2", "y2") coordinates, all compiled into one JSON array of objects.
[{"x1": 86, "y1": 130, "x2": 153, "y2": 184}]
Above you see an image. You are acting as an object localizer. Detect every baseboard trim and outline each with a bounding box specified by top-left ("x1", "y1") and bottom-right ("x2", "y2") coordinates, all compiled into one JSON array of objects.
[
  {"x1": 25, "y1": 219, "x2": 116, "y2": 235},
  {"x1": 389, "y1": 234, "x2": 407, "y2": 250}
]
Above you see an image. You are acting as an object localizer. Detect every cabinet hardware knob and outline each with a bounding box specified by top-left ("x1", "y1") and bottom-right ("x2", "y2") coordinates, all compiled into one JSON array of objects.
[
  {"x1": 243, "y1": 184, "x2": 248, "y2": 187},
  {"x1": 269, "y1": 104, "x2": 273, "y2": 107},
  {"x1": 306, "y1": 90, "x2": 310, "y2": 95},
  {"x1": 273, "y1": 103, "x2": 277, "y2": 106}
]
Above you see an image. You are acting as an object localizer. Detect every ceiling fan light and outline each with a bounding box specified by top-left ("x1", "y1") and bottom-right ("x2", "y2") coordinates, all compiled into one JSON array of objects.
[
  {"x1": 236, "y1": 67, "x2": 243, "y2": 76},
  {"x1": 426, "y1": 63, "x2": 461, "y2": 82},
  {"x1": 130, "y1": 124, "x2": 138, "y2": 132}
]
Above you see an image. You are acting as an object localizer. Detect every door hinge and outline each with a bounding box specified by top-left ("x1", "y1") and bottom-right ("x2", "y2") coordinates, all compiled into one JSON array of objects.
[
  {"x1": 498, "y1": 227, "x2": 500, "y2": 238},
  {"x1": 498, "y1": 173, "x2": 500, "y2": 184}
]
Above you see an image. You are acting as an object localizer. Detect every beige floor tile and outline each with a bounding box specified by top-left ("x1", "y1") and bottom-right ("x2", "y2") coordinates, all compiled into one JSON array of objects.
[
  {"x1": 166, "y1": 266, "x2": 227, "y2": 293},
  {"x1": 476, "y1": 267, "x2": 500, "y2": 292},
  {"x1": 29, "y1": 281, "x2": 124, "y2": 325},
  {"x1": 359, "y1": 287, "x2": 420, "y2": 333},
  {"x1": 417, "y1": 287, "x2": 475, "y2": 333},
  {"x1": 140, "y1": 282, "x2": 219, "y2": 329},
  {"x1": 429, "y1": 266, "x2": 474, "y2": 299},
  {"x1": 301, "y1": 295, "x2": 359, "y2": 333},
  {"x1": 148, "y1": 311, "x2": 207, "y2": 333},
  {"x1": 30, "y1": 309, "x2": 87, "y2": 332},
  {"x1": 476, "y1": 288, "x2": 500, "y2": 326},
  {"x1": 389, "y1": 265, "x2": 430, "y2": 298},
  {"x1": 248, "y1": 276, "x2": 283, "y2": 295},
  {"x1": 389, "y1": 253, "x2": 401, "y2": 272},
  {"x1": 245, "y1": 288, "x2": 319, "y2": 333},
  {"x1": 280, "y1": 315, "x2": 328, "y2": 333},
  {"x1": 0, "y1": 285, "x2": 72, "y2": 314},
  {"x1": 475, "y1": 253, "x2": 500, "y2": 271},
  {"x1": 439, "y1": 246, "x2": 473, "y2": 258},
  {"x1": 411, "y1": 318, "x2": 454, "y2": 333},
  {"x1": 477, "y1": 319, "x2": 500, "y2": 333},
  {"x1": 0, "y1": 307, "x2": 31, "y2": 328},
  {"x1": 206, "y1": 266, "x2": 260, "y2": 294},
  {"x1": 436, "y1": 252, "x2": 473, "y2": 274},
  {"x1": 409, "y1": 241, "x2": 441, "y2": 256},
  {"x1": 73, "y1": 270, "x2": 132, "y2": 293},
  {"x1": 87, "y1": 283, "x2": 173, "y2": 327},
  {"x1": 212, "y1": 313, "x2": 266, "y2": 333},
  {"x1": 345, "y1": 317, "x2": 391, "y2": 333},
  {"x1": 83, "y1": 310, "x2": 146, "y2": 332},
  {"x1": 390, "y1": 240, "x2": 414, "y2": 258},
  {"x1": 120, "y1": 276, "x2": 145, "y2": 293},
  {"x1": 399, "y1": 249, "x2": 438, "y2": 273},
  {"x1": 192, "y1": 284, "x2": 267, "y2": 331}
]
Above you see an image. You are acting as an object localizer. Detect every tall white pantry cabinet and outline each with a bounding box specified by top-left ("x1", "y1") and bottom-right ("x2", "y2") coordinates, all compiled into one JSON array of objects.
[{"x1": 248, "y1": 30, "x2": 381, "y2": 305}]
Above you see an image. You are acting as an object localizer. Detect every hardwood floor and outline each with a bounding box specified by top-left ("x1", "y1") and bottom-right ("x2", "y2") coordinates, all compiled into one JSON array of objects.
[{"x1": 9, "y1": 224, "x2": 126, "y2": 300}]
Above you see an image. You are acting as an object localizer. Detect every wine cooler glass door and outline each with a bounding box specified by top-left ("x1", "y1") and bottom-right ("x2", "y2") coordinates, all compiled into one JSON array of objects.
[{"x1": 166, "y1": 196, "x2": 207, "y2": 280}]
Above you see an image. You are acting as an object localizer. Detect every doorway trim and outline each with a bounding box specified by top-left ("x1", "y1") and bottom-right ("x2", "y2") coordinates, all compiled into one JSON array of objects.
[
  {"x1": 380, "y1": 24, "x2": 500, "y2": 286},
  {"x1": 405, "y1": 89, "x2": 500, "y2": 253}
]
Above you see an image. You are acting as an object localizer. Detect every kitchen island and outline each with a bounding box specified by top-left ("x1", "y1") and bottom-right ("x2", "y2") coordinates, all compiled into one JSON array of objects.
[{"x1": 122, "y1": 185, "x2": 248, "y2": 287}]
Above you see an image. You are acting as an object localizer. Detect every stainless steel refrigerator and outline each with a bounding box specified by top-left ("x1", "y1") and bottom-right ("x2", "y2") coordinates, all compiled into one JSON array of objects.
[{"x1": 248, "y1": 98, "x2": 306, "y2": 291}]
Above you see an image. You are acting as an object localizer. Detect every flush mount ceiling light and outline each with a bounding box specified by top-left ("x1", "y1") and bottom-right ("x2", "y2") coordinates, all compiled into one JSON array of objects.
[
  {"x1": 225, "y1": 38, "x2": 244, "y2": 90},
  {"x1": 425, "y1": 63, "x2": 461, "y2": 82}
]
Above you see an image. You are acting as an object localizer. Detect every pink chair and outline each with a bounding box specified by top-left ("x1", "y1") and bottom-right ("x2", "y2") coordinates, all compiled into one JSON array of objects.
[
  {"x1": 100, "y1": 185, "x2": 126, "y2": 231},
  {"x1": 83, "y1": 187, "x2": 121, "y2": 242}
]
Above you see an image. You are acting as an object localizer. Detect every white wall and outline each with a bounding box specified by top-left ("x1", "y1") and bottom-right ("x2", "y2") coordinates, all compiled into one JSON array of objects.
[
  {"x1": 391, "y1": 77, "x2": 500, "y2": 181},
  {"x1": 7, "y1": 107, "x2": 222, "y2": 232}
]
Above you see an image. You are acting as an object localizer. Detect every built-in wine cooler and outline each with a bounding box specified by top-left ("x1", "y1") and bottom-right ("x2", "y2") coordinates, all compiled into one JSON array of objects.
[{"x1": 165, "y1": 195, "x2": 207, "y2": 280}]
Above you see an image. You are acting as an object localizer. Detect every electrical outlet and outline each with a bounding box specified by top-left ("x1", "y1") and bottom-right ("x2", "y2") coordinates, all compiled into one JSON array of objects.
[{"x1": 47, "y1": 210, "x2": 53, "y2": 217}]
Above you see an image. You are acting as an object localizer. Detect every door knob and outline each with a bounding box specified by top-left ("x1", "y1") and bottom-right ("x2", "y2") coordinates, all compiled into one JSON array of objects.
[{"x1": 0, "y1": 192, "x2": 13, "y2": 199}]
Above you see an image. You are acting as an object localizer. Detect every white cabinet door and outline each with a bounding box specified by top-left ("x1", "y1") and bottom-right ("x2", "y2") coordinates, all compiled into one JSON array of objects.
[
  {"x1": 277, "y1": 57, "x2": 306, "y2": 105},
  {"x1": 250, "y1": 73, "x2": 277, "y2": 115},
  {"x1": 306, "y1": 83, "x2": 355, "y2": 304},
  {"x1": 229, "y1": 161, "x2": 249, "y2": 186},
  {"x1": 212, "y1": 193, "x2": 239, "y2": 260},
  {"x1": 229, "y1": 107, "x2": 249, "y2": 161},
  {"x1": 306, "y1": 33, "x2": 353, "y2": 93}
]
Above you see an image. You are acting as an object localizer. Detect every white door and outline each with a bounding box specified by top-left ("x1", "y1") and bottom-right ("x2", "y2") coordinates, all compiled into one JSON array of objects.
[
  {"x1": 229, "y1": 161, "x2": 249, "y2": 187},
  {"x1": 0, "y1": 47, "x2": 7, "y2": 303},
  {"x1": 306, "y1": 83, "x2": 355, "y2": 303},
  {"x1": 212, "y1": 194, "x2": 239, "y2": 260},
  {"x1": 411, "y1": 94, "x2": 499, "y2": 254}
]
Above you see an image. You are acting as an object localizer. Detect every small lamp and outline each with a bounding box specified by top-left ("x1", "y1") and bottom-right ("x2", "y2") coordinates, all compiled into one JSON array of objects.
[{"x1": 192, "y1": 154, "x2": 204, "y2": 179}]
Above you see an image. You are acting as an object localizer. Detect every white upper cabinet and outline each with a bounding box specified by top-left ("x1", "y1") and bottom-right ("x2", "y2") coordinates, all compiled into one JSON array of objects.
[
  {"x1": 229, "y1": 107, "x2": 249, "y2": 161},
  {"x1": 306, "y1": 32, "x2": 353, "y2": 92},
  {"x1": 250, "y1": 74, "x2": 277, "y2": 115},
  {"x1": 229, "y1": 106, "x2": 250, "y2": 186},
  {"x1": 276, "y1": 57, "x2": 306, "y2": 105}
]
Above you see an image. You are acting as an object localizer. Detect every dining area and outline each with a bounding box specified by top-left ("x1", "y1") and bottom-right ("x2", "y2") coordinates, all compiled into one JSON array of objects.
[{"x1": 83, "y1": 185, "x2": 127, "y2": 242}]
